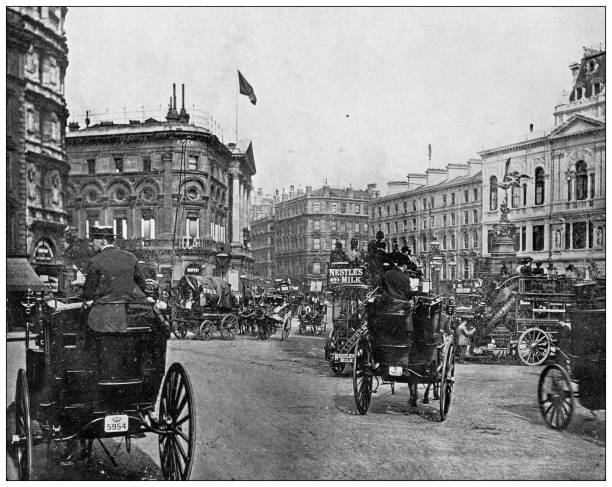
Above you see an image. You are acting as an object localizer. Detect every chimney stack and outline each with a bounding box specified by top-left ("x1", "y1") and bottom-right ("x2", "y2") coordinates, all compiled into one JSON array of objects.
[
  {"x1": 166, "y1": 84, "x2": 180, "y2": 122},
  {"x1": 529, "y1": 123, "x2": 534, "y2": 133},
  {"x1": 173, "y1": 83, "x2": 177, "y2": 110},
  {"x1": 178, "y1": 83, "x2": 190, "y2": 124}
]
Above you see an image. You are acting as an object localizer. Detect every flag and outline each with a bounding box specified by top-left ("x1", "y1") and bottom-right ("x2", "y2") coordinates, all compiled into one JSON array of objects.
[{"x1": 238, "y1": 70, "x2": 257, "y2": 105}]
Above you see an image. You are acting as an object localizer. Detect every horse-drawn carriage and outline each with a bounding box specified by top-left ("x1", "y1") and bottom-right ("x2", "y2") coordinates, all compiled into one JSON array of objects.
[
  {"x1": 537, "y1": 279, "x2": 605, "y2": 429},
  {"x1": 170, "y1": 275, "x2": 238, "y2": 340},
  {"x1": 238, "y1": 291, "x2": 292, "y2": 340},
  {"x1": 352, "y1": 291, "x2": 456, "y2": 420},
  {"x1": 11, "y1": 290, "x2": 196, "y2": 480},
  {"x1": 297, "y1": 299, "x2": 327, "y2": 335}
]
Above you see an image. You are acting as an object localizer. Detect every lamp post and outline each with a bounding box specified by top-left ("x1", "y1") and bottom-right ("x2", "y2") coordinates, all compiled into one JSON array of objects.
[
  {"x1": 429, "y1": 234, "x2": 443, "y2": 295},
  {"x1": 215, "y1": 252, "x2": 231, "y2": 279}
]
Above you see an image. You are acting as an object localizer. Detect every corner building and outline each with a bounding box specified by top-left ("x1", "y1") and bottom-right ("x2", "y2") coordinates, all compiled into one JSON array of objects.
[
  {"x1": 66, "y1": 92, "x2": 255, "y2": 285},
  {"x1": 480, "y1": 46, "x2": 605, "y2": 278}
]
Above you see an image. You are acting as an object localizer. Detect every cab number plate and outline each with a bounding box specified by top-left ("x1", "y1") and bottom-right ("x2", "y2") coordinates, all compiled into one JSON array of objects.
[
  {"x1": 104, "y1": 414, "x2": 128, "y2": 433},
  {"x1": 389, "y1": 366, "x2": 403, "y2": 376},
  {"x1": 332, "y1": 353, "x2": 354, "y2": 363}
]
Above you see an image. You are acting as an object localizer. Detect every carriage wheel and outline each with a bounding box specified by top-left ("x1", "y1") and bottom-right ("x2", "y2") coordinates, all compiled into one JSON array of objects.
[
  {"x1": 158, "y1": 363, "x2": 196, "y2": 480},
  {"x1": 281, "y1": 315, "x2": 291, "y2": 341},
  {"x1": 220, "y1": 314, "x2": 238, "y2": 340},
  {"x1": 517, "y1": 328, "x2": 551, "y2": 366},
  {"x1": 538, "y1": 364, "x2": 574, "y2": 430},
  {"x1": 331, "y1": 362, "x2": 345, "y2": 376},
  {"x1": 172, "y1": 322, "x2": 187, "y2": 340},
  {"x1": 353, "y1": 339, "x2": 373, "y2": 415},
  {"x1": 439, "y1": 343, "x2": 455, "y2": 421},
  {"x1": 15, "y1": 369, "x2": 33, "y2": 480},
  {"x1": 199, "y1": 320, "x2": 213, "y2": 341}
]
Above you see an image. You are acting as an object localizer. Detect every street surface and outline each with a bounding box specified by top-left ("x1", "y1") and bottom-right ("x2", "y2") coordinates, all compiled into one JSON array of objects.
[{"x1": 6, "y1": 319, "x2": 605, "y2": 480}]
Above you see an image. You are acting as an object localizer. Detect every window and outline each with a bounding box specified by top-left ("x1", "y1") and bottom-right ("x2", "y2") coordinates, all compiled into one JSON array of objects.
[
  {"x1": 186, "y1": 215, "x2": 199, "y2": 238},
  {"x1": 394, "y1": 221, "x2": 399, "y2": 233},
  {"x1": 473, "y1": 229, "x2": 479, "y2": 248},
  {"x1": 355, "y1": 204, "x2": 360, "y2": 214},
  {"x1": 354, "y1": 222, "x2": 360, "y2": 232},
  {"x1": 331, "y1": 221, "x2": 337, "y2": 231},
  {"x1": 341, "y1": 203, "x2": 347, "y2": 214},
  {"x1": 143, "y1": 156, "x2": 151, "y2": 172},
  {"x1": 535, "y1": 167, "x2": 545, "y2": 205},
  {"x1": 463, "y1": 232, "x2": 469, "y2": 249},
  {"x1": 313, "y1": 202, "x2": 320, "y2": 212},
  {"x1": 313, "y1": 238, "x2": 320, "y2": 250},
  {"x1": 593, "y1": 82, "x2": 601, "y2": 95},
  {"x1": 487, "y1": 230, "x2": 495, "y2": 253},
  {"x1": 87, "y1": 159, "x2": 96, "y2": 175},
  {"x1": 403, "y1": 220, "x2": 407, "y2": 231},
  {"x1": 450, "y1": 232, "x2": 455, "y2": 250},
  {"x1": 473, "y1": 210, "x2": 478, "y2": 223},
  {"x1": 312, "y1": 262, "x2": 320, "y2": 274},
  {"x1": 188, "y1": 155, "x2": 198, "y2": 170},
  {"x1": 364, "y1": 222, "x2": 368, "y2": 232},
  {"x1": 442, "y1": 194, "x2": 447, "y2": 206},
  {"x1": 378, "y1": 207, "x2": 382, "y2": 218},
  {"x1": 464, "y1": 211, "x2": 469, "y2": 225},
  {"x1": 573, "y1": 222, "x2": 586, "y2": 249},
  {"x1": 430, "y1": 197, "x2": 434, "y2": 208},
  {"x1": 113, "y1": 218, "x2": 127, "y2": 240},
  {"x1": 589, "y1": 174, "x2": 595, "y2": 199},
  {"x1": 340, "y1": 222, "x2": 346, "y2": 232},
  {"x1": 442, "y1": 214, "x2": 447, "y2": 226},
  {"x1": 489, "y1": 176, "x2": 498, "y2": 210},
  {"x1": 522, "y1": 183, "x2": 527, "y2": 206},
  {"x1": 473, "y1": 188, "x2": 478, "y2": 201},
  {"x1": 394, "y1": 203, "x2": 399, "y2": 214},
  {"x1": 412, "y1": 201, "x2": 417, "y2": 212},
  {"x1": 575, "y1": 161, "x2": 587, "y2": 200},
  {"x1": 511, "y1": 185, "x2": 520, "y2": 208},
  {"x1": 565, "y1": 223, "x2": 571, "y2": 249},
  {"x1": 141, "y1": 216, "x2": 156, "y2": 239},
  {"x1": 86, "y1": 218, "x2": 100, "y2": 238},
  {"x1": 114, "y1": 157, "x2": 124, "y2": 173},
  {"x1": 463, "y1": 259, "x2": 469, "y2": 279},
  {"x1": 386, "y1": 222, "x2": 390, "y2": 234},
  {"x1": 430, "y1": 216, "x2": 434, "y2": 228},
  {"x1": 442, "y1": 235, "x2": 447, "y2": 250},
  {"x1": 403, "y1": 201, "x2": 407, "y2": 213},
  {"x1": 451, "y1": 193, "x2": 456, "y2": 205},
  {"x1": 464, "y1": 190, "x2": 469, "y2": 203},
  {"x1": 451, "y1": 213, "x2": 456, "y2": 226},
  {"x1": 533, "y1": 225, "x2": 544, "y2": 251},
  {"x1": 332, "y1": 203, "x2": 337, "y2": 213},
  {"x1": 412, "y1": 219, "x2": 417, "y2": 231},
  {"x1": 387, "y1": 205, "x2": 391, "y2": 216},
  {"x1": 313, "y1": 220, "x2": 320, "y2": 231},
  {"x1": 422, "y1": 218, "x2": 426, "y2": 230}
]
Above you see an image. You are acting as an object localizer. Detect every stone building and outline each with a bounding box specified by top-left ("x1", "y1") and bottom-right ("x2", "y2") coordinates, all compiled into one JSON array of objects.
[
  {"x1": 250, "y1": 188, "x2": 276, "y2": 282},
  {"x1": 370, "y1": 162, "x2": 482, "y2": 287},
  {"x1": 6, "y1": 7, "x2": 70, "y2": 289},
  {"x1": 66, "y1": 86, "x2": 255, "y2": 287},
  {"x1": 270, "y1": 185, "x2": 375, "y2": 290},
  {"x1": 480, "y1": 46, "x2": 605, "y2": 278}
]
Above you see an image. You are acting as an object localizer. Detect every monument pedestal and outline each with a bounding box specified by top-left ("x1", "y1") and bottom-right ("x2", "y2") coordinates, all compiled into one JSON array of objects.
[{"x1": 490, "y1": 221, "x2": 517, "y2": 276}]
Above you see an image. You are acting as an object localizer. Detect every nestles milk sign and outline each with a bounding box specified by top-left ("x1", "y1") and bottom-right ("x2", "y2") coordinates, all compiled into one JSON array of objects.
[{"x1": 327, "y1": 265, "x2": 365, "y2": 286}]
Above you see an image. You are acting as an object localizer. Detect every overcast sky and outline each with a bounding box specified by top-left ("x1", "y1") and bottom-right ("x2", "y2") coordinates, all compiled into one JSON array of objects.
[{"x1": 64, "y1": 6, "x2": 604, "y2": 195}]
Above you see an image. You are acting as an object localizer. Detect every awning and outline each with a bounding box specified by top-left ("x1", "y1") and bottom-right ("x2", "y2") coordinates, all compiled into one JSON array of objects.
[{"x1": 6, "y1": 257, "x2": 45, "y2": 292}]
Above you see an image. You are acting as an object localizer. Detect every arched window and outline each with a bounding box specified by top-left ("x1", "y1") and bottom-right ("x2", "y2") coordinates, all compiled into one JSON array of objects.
[
  {"x1": 489, "y1": 176, "x2": 498, "y2": 211},
  {"x1": 511, "y1": 185, "x2": 520, "y2": 208},
  {"x1": 535, "y1": 168, "x2": 545, "y2": 205},
  {"x1": 575, "y1": 161, "x2": 588, "y2": 200}
]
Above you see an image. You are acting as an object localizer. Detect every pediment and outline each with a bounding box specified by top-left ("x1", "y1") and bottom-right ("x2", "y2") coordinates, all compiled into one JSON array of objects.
[{"x1": 550, "y1": 115, "x2": 605, "y2": 138}]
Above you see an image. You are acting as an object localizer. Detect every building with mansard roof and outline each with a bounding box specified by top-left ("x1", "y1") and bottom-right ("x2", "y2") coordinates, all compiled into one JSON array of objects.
[
  {"x1": 66, "y1": 86, "x2": 255, "y2": 287},
  {"x1": 480, "y1": 46, "x2": 605, "y2": 278}
]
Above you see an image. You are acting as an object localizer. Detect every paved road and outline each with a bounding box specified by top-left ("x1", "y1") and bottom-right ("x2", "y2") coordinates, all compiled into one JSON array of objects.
[{"x1": 6, "y1": 320, "x2": 605, "y2": 480}]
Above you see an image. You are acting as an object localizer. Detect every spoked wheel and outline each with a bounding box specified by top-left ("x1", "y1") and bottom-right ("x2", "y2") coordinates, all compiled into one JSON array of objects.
[
  {"x1": 281, "y1": 315, "x2": 291, "y2": 340},
  {"x1": 353, "y1": 339, "x2": 373, "y2": 415},
  {"x1": 199, "y1": 320, "x2": 213, "y2": 341},
  {"x1": 158, "y1": 363, "x2": 196, "y2": 480},
  {"x1": 439, "y1": 342, "x2": 455, "y2": 421},
  {"x1": 538, "y1": 364, "x2": 574, "y2": 430},
  {"x1": 15, "y1": 369, "x2": 33, "y2": 480},
  {"x1": 172, "y1": 322, "x2": 188, "y2": 340},
  {"x1": 518, "y1": 327, "x2": 551, "y2": 366},
  {"x1": 220, "y1": 314, "x2": 238, "y2": 340}
]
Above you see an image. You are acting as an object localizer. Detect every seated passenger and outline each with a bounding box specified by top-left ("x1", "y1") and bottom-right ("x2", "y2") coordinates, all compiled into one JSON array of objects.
[
  {"x1": 383, "y1": 257, "x2": 413, "y2": 302},
  {"x1": 82, "y1": 226, "x2": 148, "y2": 332}
]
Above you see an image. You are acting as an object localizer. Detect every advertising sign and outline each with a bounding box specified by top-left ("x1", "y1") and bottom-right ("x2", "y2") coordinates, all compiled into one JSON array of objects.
[{"x1": 326, "y1": 265, "x2": 365, "y2": 286}]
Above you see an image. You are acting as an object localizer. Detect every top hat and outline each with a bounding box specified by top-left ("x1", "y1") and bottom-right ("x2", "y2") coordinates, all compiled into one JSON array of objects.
[{"x1": 89, "y1": 226, "x2": 115, "y2": 239}]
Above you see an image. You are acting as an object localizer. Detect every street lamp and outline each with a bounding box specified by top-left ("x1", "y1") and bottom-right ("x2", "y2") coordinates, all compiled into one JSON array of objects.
[
  {"x1": 215, "y1": 252, "x2": 231, "y2": 279},
  {"x1": 429, "y1": 234, "x2": 443, "y2": 295}
]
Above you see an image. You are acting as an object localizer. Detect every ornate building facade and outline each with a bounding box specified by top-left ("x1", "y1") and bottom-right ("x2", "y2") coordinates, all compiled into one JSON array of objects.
[
  {"x1": 370, "y1": 162, "x2": 482, "y2": 287},
  {"x1": 250, "y1": 188, "x2": 276, "y2": 282},
  {"x1": 480, "y1": 46, "x2": 605, "y2": 278},
  {"x1": 266, "y1": 185, "x2": 375, "y2": 289},
  {"x1": 7, "y1": 7, "x2": 70, "y2": 286},
  {"x1": 66, "y1": 87, "x2": 255, "y2": 286}
]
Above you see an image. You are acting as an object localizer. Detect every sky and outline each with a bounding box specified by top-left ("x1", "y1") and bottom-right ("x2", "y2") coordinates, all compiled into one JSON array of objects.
[{"x1": 64, "y1": 6, "x2": 605, "y2": 195}]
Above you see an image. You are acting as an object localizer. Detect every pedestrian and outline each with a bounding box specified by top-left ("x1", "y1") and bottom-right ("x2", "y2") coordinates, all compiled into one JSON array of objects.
[
  {"x1": 456, "y1": 320, "x2": 475, "y2": 363},
  {"x1": 533, "y1": 261, "x2": 545, "y2": 275}
]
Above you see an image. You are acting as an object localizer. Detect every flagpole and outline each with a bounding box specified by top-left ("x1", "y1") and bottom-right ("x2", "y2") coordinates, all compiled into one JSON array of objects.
[{"x1": 235, "y1": 68, "x2": 239, "y2": 143}]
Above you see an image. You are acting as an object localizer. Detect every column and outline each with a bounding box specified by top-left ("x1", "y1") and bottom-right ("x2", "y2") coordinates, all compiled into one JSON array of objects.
[{"x1": 230, "y1": 162, "x2": 241, "y2": 246}]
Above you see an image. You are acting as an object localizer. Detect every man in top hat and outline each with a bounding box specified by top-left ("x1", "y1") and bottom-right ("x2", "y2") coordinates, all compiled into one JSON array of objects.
[
  {"x1": 532, "y1": 261, "x2": 545, "y2": 275},
  {"x1": 82, "y1": 226, "x2": 148, "y2": 332},
  {"x1": 345, "y1": 237, "x2": 362, "y2": 264}
]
